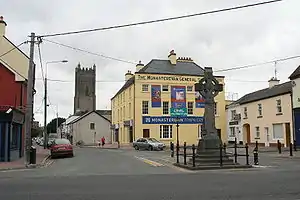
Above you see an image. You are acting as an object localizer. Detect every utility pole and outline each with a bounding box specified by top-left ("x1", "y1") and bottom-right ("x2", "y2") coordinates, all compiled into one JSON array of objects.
[
  {"x1": 24, "y1": 32, "x2": 36, "y2": 165},
  {"x1": 43, "y1": 72, "x2": 48, "y2": 149},
  {"x1": 56, "y1": 111, "x2": 60, "y2": 138}
]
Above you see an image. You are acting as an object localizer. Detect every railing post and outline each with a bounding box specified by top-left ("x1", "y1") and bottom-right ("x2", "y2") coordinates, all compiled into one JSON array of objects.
[
  {"x1": 192, "y1": 144, "x2": 196, "y2": 167},
  {"x1": 255, "y1": 140, "x2": 258, "y2": 150},
  {"x1": 170, "y1": 142, "x2": 174, "y2": 157},
  {"x1": 245, "y1": 143, "x2": 249, "y2": 165},
  {"x1": 176, "y1": 142, "x2": 179, "y2": 164},
  {"x1": 219, "y1": 143, "x2": 223, "y2": 167},
  {"x1": 294, "y1": 140, "x2": 297, "y2": 151},
  {"x1": 234, "y1": 137, "x2": 238, "y2": 164},
  {"x1": 223, "y1": 142, "x2": 227, "y2": 154},
  {"x1": 253, "y1": 144, "x2": 259, "y2": 165},
  {"x1": 290, "y1": 142, "x2": 293, "y2": 156},
  {"x1": 183, "y1": 142, "x2": 187, "y2": 165},
  {"x1": 277, "y1": 140, "x2": 282, "y2": 154}
]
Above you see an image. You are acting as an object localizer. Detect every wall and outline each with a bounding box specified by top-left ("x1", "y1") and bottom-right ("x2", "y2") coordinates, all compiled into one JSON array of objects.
[
  {"x1": 0, "y1": 63, "x2": 27, "y2": 108},
  {"x1": 241, "y1": 93, "x2": 293, "y2": 146},
  {"x1": 0, "y1": 37, "x2": 29, "y2": 81},
  {"x1": 72, "y1": 112, "x2": 111, "y2": 145},
  {"x1": 292, "y1": 78, "x2": 300, "y2": 108},
  {"x1": 133, "y1": 73, "x2": 226, "y2": 145},
  {"x1": 226, "y1": 104, "x2": 242, "y2": 143}
]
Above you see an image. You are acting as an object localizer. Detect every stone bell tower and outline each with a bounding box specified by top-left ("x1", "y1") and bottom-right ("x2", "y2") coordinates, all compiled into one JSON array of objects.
[{"x1": 73, "y1": 63, "x2": 96, "y2": 114}]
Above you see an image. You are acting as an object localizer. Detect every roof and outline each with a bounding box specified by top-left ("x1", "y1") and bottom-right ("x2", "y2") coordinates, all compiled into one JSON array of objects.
[
  {"x1": 65, "y1": 116, "x2": 80, "y2": 125},
  {"x1": 111, "y1": 76, "x2": 134, "y2": 100},
  {"x1": 236, "y1": 81, "x2": 292, "y2": 105},
  {"x1": 96, "y1": 110, "x2": 111, "y2": 120},
  {"x1": 289, "y1": 65, "x2": 300, "y2": 80},
  {"x1": 69, "y1": 110, "x2": 111, "y2": 124},
  {"x1": 137, "y1": 59, "x2": 205, "y2": 76},
  {"x1": 3, "y1": 36, "x2": 30, "y2": 59}
]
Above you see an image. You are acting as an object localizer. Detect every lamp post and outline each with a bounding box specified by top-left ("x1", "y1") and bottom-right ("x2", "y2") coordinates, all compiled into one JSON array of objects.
[
  {"x1": 43, "y1": 60, "x2": 68, "y2": 149},
  {"x1": 176, "y1": 116, "x2": 180, "y2": 146}
]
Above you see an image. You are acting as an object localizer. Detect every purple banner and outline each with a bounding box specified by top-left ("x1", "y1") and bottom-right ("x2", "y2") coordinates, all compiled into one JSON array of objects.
[
  {"x1": 151, "y1": 85, "x2": 161, "y2": 107},
  {"x1": 171, "y1": 86, "x2": 186, "y2": 108}
]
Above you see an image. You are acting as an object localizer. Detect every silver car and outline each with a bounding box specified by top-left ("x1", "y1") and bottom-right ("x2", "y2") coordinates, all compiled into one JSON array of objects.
[{"x1": 133, "y1": 138, "x2": 166, "y2": 151}]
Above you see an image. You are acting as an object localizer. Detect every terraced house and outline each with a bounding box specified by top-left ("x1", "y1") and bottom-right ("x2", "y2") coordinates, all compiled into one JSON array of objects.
[{"x1": 111, "y1": 50, "x2": 227, "y2": 146}]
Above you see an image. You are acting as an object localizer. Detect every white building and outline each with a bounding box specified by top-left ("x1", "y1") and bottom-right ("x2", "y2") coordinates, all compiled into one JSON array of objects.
[
  {"x1": 58, "y1": 115, "x2": 80, "y2": 139},
  {"x1": 226, "y1": 102, "x2": 243, "y2": 144},
  {"x1": 68, "y1": 110, "x2": 112, "y2": 145}
]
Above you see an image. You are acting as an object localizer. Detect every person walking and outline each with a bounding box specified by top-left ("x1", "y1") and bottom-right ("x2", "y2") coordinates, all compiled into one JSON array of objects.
[{"x1": 101, "y1": 136, "x2": 105, "y2": 147}]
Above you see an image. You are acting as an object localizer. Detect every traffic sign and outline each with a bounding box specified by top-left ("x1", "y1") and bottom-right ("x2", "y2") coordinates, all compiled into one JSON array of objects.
[{"x1": 170, "y1": 108, "x2": 187, "y2": 116}]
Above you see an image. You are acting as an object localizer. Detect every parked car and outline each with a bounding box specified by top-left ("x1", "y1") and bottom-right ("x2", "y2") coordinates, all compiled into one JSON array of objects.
[
  {"x1": 133, "y1": 138, "x2": 166, "y2": 151},
  {"x1": 50, "y1": 138, "x2": 74, "y2": 158}
]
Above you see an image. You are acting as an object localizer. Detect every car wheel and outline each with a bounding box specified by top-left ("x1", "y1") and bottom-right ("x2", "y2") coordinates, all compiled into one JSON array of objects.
[
  {"x1": 134, "y1": 145, "x2": 139, "y2": 150},
  {"x1": 149, "y1": 146, "x2": 153, "y2": 151}
]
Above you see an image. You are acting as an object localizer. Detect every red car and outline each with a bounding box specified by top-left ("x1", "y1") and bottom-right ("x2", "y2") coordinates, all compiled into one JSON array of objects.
[{"x1": 50, "y1": 138, "x2": 74, "y2": 158}]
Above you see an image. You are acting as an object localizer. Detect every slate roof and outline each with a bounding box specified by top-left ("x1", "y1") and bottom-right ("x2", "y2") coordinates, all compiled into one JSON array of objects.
[
  {"x1": 236, "y1": 81, "x2": 293, "y2": 105},
  {"x1": 137, "y1": 59, "x2": 205, "y2": 76},
  {"x1": 289, "y1": 65, "x2": 300, "y2": 80}
]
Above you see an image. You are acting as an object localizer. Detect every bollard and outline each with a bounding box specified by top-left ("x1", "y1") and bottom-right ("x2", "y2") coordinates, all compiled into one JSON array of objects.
[
  {"x1": 192, "y1": 144, "x2": 196, "y2": 167},
  {"x1": 290, "y1": 143, "x2": 293, "y2": 156},
  {"x1": 117, "y1": 141, "x2": 120, "y2": 149},
  {"x1": 277, "y1": 140, "x2": 282, "y2": 154},
  {"x1": 183, "y1": 142, "x2": 187, "y2": 165},
  {"x1": 219, "y1": 143, "x2": 223, "y2": 167},
  {"x1": 294, "y1": 140, "x2": 297, "y2": 152},
  {"x1": 255, "y1": 140, "x2": 258, "y2": 149},
  {"x1": 223, "y1": 142, "x2": 227, "y2": 154},
  {"x1": 176, "y1": 142, "x2": 179, "y2": 164},
  {"x1": 253, "y1": 146, "x2": 259, "y2": 165},
  {"x1": 245, "y1": 143, "x2": 249, "y2": 165},
  {"x1": 170, "y1": 142, "x2": 174, "y2": 157},
  {"x1": 234, "y1": 138, "x2": 238, "y2": 164}
]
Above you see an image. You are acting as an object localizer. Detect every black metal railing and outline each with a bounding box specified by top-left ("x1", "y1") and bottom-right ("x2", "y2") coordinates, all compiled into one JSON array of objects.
[{"x1": 170, "y1": 139, "x2": 251, "y2": 167}]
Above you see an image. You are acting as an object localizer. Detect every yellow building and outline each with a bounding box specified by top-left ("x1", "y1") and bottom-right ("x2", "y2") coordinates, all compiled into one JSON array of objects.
[{"x1": 111, "y1": 50, "x2": 226, "y2": 146}]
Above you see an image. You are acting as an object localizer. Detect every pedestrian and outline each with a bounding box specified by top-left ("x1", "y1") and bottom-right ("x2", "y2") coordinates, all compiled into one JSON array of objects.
[{"x1": 101, "y1": 136, "x2": 105, "y2": 147}]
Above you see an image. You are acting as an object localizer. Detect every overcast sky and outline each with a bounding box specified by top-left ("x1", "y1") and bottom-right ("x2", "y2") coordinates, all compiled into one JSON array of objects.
[{"x1": 1, "y1": 0, "x2": 300, "y2": 124}]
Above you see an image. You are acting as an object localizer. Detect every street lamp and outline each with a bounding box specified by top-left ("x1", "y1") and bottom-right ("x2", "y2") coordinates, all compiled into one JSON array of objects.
[
  {"x1": 43, "y1": 60, "x2": 68, "y2": 149},
  {"x1": 175, "y1": 116, "x2": 180, "y2": 146}
]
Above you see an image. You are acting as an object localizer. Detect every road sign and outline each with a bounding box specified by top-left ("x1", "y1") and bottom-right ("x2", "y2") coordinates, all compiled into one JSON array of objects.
[{"x1": 170, "y1": 108, "x2": 187, "y2": 116}]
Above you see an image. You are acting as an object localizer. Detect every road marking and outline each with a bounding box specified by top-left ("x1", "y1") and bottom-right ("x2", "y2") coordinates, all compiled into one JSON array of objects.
[
  {"x1": 0, "y1": 169, "x2": 31, "y2": 173},
  {"x1": 251, "y1": 165, "x2": 273, "y2": 168},
  {"x1": 134, "y1": 156, "x2": 164, "y2": 167}
]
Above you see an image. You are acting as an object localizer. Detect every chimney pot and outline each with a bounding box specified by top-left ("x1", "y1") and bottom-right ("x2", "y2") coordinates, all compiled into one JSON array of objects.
[
  {"x1": 136, "y1": 60, "x2": 144, "y2": 72},
  {"x1": 0, "y1": 15, "x2": 7, "y2": 36},
  {"x1": 168, "y1": 50, "x2": 177, "y2": 65}
]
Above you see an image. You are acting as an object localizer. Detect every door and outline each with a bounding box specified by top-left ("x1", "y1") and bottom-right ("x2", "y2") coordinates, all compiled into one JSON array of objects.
[
  {"x1": 285, "y1": 123, "x2": 291, "y2": 146},
  {"x1": 217, "y1": 129, "x2": 221, "y2": 141},
  {"x1": 0, "y1": 123, "x2": 5, "y2": 161},
  {"x1": 265, "y1": 127, "x2": 270, "y2": 147},
  {"x1": 295, "y1": 110, "x2": 300, "y2": 146},
  {"x1": 129, "y1": 127, "x2": 133, "y2": 143},
  {"x1": 143, "y1": 129, "x2": 150, "y2": 138}
]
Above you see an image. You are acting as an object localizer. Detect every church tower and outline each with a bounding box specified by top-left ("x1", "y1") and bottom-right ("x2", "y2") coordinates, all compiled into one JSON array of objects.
[{"x1": 73, "y1": 63, "x2": 96, "y2": 114}]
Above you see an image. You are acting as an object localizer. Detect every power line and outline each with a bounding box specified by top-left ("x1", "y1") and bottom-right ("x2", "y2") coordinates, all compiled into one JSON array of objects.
[
  {"x1": 43, "y1": 39, "x2": 137, "y2": 64},
  {"x1": 215, "y1": 55, "x2": 300, "y2": 72},
  {"x1": 0, "y1": 41, "x2": 27, "y2": 58},
  {"x1": 38, "y1": 0, "x2": 283, "y2": 38},
  {"x1": 37, "y1": 40, "x2": 45, "y2": 83}
]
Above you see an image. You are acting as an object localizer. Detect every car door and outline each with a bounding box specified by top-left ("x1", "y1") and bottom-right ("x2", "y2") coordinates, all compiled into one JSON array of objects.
[{"x1": 140, "y1": 139, "x2": 148, "y2": 150}]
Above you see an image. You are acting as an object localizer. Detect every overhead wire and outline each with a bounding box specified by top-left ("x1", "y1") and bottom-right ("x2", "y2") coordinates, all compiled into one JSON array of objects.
[{"x1": 38, "y1": 0, "x2": 283, "y2": 38}]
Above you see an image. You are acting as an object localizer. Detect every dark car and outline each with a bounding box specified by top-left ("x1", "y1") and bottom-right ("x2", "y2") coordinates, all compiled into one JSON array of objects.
[{"x1": 50, "y1": 138, "x2": 74, "y2": 158}]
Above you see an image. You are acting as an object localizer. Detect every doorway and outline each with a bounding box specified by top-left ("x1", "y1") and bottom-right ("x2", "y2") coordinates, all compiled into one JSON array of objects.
[
  {"x1": 143, "y1": 129, "x2": 150, "y2": 138},
  {"x1": 0, "y1": 123, "x2": 5, "y2": 161},
  {"x1": 114, "y1": 129, "x2": 119, "y2": 142},
  {"x1": 243, "y1": 124, "x2": 251, "y2": 144},
  {"x1": 129, "y1": 127, "x2": 133, "y2": 143},
  {"x1": 295, "y1": 109, "x2": 300, "y2": 146},
  {"x1": 217, "y1": 129, "x2": 221, "y2": 141},
  {"x1": 285, "y1": 123, "x2": 291, "y2": 146},
  {"x1": 265, "y1": 127, "x2": 270, "y2": 147}
]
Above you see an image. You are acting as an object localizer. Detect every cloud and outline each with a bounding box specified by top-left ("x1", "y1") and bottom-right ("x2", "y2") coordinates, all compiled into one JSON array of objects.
[{"x1": 1, "y1": 0, "x2": 300, "y2": 124}]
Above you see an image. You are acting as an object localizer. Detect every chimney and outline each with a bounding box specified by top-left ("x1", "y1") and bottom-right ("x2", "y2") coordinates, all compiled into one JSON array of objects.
[
  {"x1": 0, "y1": 16, "x2": 7, "y2": 36},
  {"x1": 168, "y1": 50, "x2": 176, "y2": 65},
  {"x1": 136, "y1": 61, "x2": 144, "y2": 72},
  {"x1": 268, "y1": 77, "x2": 280, "y2": 88},
  {"x1": 125, "y1": 70, "x2": 133, "y2": 81}
]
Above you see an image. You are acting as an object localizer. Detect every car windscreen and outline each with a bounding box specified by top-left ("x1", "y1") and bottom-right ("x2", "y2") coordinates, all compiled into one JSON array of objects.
[{"x1": 55, "y1": 139, "x2": 70, "y2": 145}]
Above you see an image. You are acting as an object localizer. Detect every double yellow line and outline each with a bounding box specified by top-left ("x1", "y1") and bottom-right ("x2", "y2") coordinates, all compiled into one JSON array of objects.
[{"x1": 135, "y1": 156, "x2": 164, "y2": 167}]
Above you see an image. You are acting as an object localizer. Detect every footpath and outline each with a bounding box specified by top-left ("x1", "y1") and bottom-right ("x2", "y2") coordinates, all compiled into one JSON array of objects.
[{"x1": 0, "y1": 146, "x2": 50, "y2": 171}]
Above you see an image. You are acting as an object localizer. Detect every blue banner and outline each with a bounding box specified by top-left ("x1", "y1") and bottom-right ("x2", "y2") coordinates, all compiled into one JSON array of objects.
[
  {"x1": 195, "y1": 91, "x2": 205, "y2": 108},
  {"x1": 171, "y1": 86, "x2": 186, "y2": 108},
  {"x1": 151, "y1": 85, "x2": 161, "y2": 107},
  {"x1": 142, "y1": 116, "x2": 203, "y2": 124}
]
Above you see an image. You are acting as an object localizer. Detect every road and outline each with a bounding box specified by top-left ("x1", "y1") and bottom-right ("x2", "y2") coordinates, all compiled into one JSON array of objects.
[{"x1": 0, "y1": 148, "x2": 300, "y2": 199}]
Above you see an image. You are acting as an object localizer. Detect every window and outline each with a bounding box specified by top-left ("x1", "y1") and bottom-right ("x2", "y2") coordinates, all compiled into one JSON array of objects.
[
  {"x1": 162, "y1": 85, "x2": 169, "y2": 92},
  {"x1": 160, "y1": 125, "x2": 173, "y2": 139},
  {"x1": 229, "y1": 127, "x2": 236, "y2": 137},
  {"x1": 231, "y1": 110, "x2": 236, "y2": 120},
  {"x1": 129, "y1": 103, "x2": 131, "y2": 117},
  {"x1": 142, "y1": 84, "x2": 149, "y2": 92},
  {"x1": 258, "y1": 104, "x2": 262, "y2": 116},
  {"x1": 244, "y1": 107, "x2": 248, "y2": 119},
  {"x1": 10, "y1": 125, "x2": 18, "y2": 150},
  {"x1": 188, "y1": 102, "x2": 194, "y2": 114},
  {"x1": 255, "y1": 126, "x2": 260, "y2": 138},
  {"x1": 276, "y1": 99, "x2": 282, "y2": 113},
  {"x1": 90, "y1": 123, "x2": 95, "y2": 130},
  {"x1": 129, "y1": 88, "x2": 131, "y2": 98},
  {"x1": 187, "y1": 86, "x2": 193, "y2": 92},
  {"x1": 273, "y1": 123, "x2": 284, "y2": 139},
  {"x1": 214, "y1": 102, "x2": 218, "y2": 115},
  {"x1": 163, "y1": 102, "x2": 169, "y2": 114},
  {"x1": 120, "y1": 107, "x2": 122, "y2": 119},
  {"x1": 142, "y1": 101, "x2": 149, "y2": 114},
  {"x1": 123, "y1": 106, "x2": 125, "y2": 119}
]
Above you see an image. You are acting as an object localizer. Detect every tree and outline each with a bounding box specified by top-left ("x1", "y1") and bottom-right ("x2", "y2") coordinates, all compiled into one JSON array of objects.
[
  {"x1": 31, "y1": 127, "x2": 42, "y2": 138},
  {"x1": 47, "y1": 117, "x2": 66, "y2": 133}
]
